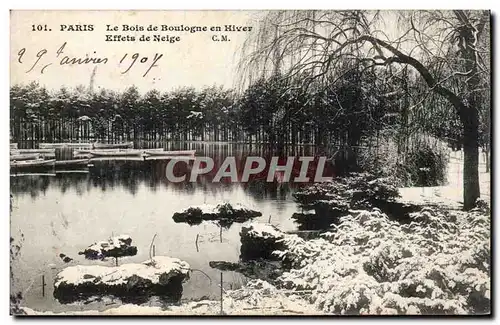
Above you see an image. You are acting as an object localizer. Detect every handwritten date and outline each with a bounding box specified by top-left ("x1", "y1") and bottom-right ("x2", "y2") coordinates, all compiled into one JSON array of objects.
[{"x1": 17, "y1": 42, "x2": 163, "y2": 77}]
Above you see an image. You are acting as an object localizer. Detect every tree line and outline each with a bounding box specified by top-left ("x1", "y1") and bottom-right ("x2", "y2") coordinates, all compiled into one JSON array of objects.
[
  {"x1": 10, "y1": 73, "x2": 390, "y2": 148},
  {"x1": 10, "y1": 65, "x2": 471, "y2": 152},
  {"x1": 10, "y1": 83, "x2": 236, "y2": 144}
]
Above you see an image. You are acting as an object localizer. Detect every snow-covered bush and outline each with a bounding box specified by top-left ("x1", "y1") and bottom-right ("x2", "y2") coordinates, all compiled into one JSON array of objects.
[
  {"x1": 405, "y1": 143, "x2": 449, "y2": 186},
  {"x1": 10, "y1": 235, "x2": 25, "y2": 315},
  {"x1": 357, "y1": 136, "x2": 449, "y2": 187},
  {"x1": 293, "y1": 173, "x2": 400, "y2": 211},
  {"x1": 292, "y1": 174, "x2": 400, "y2": 229},
  {"x1": 273, "y1": 207, "x2": 490, "y2": 315}
]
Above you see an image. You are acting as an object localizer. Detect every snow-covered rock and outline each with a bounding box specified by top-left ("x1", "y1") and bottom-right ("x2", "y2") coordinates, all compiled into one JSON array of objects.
[
  {"x1": 172, "y1": 203, "x2": 262, "y2": 227},
  {"x1": 243, "y1": 223, "x2": 284, "y2": 240},
  {"x1": 291, "y1": 174, "x2": 402, "y2": 229},
  {"x1": 53, "y1": 256, "x2": 190, "y2": 304},
  {"x1": 240, "y1": 223, "x2": 286, "y2": 261},
  {"x1": 78, "y1": 235, "x2": 137, "y2": 260}
]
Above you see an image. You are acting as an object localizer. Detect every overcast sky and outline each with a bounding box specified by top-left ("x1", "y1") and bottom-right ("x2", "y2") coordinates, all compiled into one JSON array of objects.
[{"x1": 10, "y1": 10, "x2": 259, "y2": 93}]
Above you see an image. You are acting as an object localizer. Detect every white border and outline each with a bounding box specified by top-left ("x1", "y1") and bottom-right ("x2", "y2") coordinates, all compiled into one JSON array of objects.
[
  {"x1": 2, "y1": 1, "x2": 498, "y2": 324},
  {"x1": 3, "y1": 0, "x2": 499, "y2": 10}
]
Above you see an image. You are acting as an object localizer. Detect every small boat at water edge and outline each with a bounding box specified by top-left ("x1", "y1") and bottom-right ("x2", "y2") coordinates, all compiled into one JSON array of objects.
[
  {"x1": 10, "y1": 173, "x2": 56, "y2": 177},
  {"x1": 88, "y1": 150, "x2": 142, "y2": 158},
  {"x1": 144, "y1": 150, "x2": 196, "y2": 156},
  {"x1": 55, "y1": 170, "x2": 89, "y2": 174},
  {"x1": 11, "y1": 159, "x2": 56, "y2": 169},
  {"x1": 144, "y1": 155, "x2": 196, "y2": 161},
  {"x1": 89, "y1": 156, "x2": 145, "y2": 162},
  {"x1": 54, "y1": 159, "x2": 90, "y2": 167},
  {"x1": 12, "y1": 149, "x2": 55, "y2": 154},
  {"x1": 39, "y1": 143, "x2": 93, "y2": 149},
  {"x1": 10, "y1": 153, "x2": 42, "y2": 161},
  {"x1": 11, "y1": 149, "x2": 56, "y2": 159},
  {"x1": 72, "y1": 150, "x2": 93, "y2": 157},
  {"x1": 141, "y1": 148, "x2": 165, "y2": 153},
  {"x1": 73, "y1": 153, "x2": 92, "y2": 159},
  {"x1": 93, "y1": 142, "x2": 134, "y2": 149}
]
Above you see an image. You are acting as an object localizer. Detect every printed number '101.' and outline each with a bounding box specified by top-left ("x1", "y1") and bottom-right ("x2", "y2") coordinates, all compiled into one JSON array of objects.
[{"x1": 32, "y1": 25, "x2": 49, "y2": 31}]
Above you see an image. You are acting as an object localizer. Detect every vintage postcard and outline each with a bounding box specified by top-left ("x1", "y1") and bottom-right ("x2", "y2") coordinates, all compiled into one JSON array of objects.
[{"x1": 9, "y1": 10, "x2": 491, "y2": 316}]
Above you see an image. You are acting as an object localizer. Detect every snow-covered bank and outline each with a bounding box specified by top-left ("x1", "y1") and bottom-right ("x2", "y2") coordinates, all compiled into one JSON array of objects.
[
  {"x1": 19, "y1": 202, "x2": 490, "y2": 315},
  {"x1": 398, "y1": 150, "x2": 490, "y2": 208},
  {"x1": 53, "y1": 256, "x2": 190, "y2": 304},
  {"x1": 274, "y1": 206, "x2": 490, "y2": 315},
  {"x1": 209, "y1": 260, "x2": 283, "y2": 282},
  {"x1": 291, "y1": 173, "x2": 419, "y2": 228},
  {"x1": 23, "y1": 280, "x2": 320, "y2": 316}
]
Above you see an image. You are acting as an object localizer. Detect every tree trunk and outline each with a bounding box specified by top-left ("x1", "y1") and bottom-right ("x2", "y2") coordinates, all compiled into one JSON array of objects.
[
  {"x1": 485, "y1": 150, "x2": 490, "y2": 173},
  {"x1": 460, "y1": 15, "x2": 483, "y2": 210},
  {"x1": 462, "y1": 115, "x2": 480, "y2": 210}
]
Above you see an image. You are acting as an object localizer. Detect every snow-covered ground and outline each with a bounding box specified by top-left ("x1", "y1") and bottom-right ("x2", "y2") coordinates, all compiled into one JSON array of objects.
[
  {"x1": 23, "y1": 280, "x2": 319, "y2": 315},
  {"x1": 399, "y1": 150, "x2": 490, "y2": 209}
]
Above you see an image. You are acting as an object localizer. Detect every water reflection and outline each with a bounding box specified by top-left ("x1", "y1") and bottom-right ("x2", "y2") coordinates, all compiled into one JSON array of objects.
[
  {"x1": 10, "y1": 161, "x2": 301, "y2": 201},
  {"x1": 11, "y1": 142, "x2": 331, "y2": 201}
]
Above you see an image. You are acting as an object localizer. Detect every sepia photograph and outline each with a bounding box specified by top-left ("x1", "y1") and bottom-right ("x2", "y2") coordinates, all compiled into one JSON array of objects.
[{"x1": 9, "y1": 9, "x2": 491, "y2": 316}]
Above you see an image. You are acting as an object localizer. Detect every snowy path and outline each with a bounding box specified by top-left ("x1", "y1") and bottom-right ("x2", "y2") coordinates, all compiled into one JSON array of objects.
[{"x1": 398, "y1": 150, "x2": 490, "y2": 209}]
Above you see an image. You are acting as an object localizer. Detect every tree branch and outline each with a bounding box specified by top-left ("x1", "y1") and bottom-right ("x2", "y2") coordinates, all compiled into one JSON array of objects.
[{"x1": 351, "y1": 35, "x2": 466, "y2": 118}]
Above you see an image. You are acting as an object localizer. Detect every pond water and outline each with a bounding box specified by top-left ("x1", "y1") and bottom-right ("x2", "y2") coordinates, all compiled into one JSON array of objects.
[{"x1": 10, "y1": 143, "x2": 322, "y2": 313}]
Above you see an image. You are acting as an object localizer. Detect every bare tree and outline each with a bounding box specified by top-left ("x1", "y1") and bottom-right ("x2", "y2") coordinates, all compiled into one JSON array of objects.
[{"x1": 239, "y1": 10, "x2": 490, "y2": 210}]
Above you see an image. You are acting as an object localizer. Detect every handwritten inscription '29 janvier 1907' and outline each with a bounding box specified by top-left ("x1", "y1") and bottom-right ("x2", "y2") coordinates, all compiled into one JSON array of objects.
[{"x1": 16, "y1": 42, "x2": 162, "y2": 77}]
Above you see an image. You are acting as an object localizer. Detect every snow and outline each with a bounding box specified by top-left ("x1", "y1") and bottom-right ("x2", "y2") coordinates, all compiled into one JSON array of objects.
[
  {"x1": 244, "y1": 223, "x2": 284, "y2": 240},
  {"x1": 79, "y1": 234, "x2": 136, "y2": 259},
  {"x1": 189, "y1": 204, "x2": 220, "y2": 215},
  {"x1": 54, "y1": 256, "x2": 190, "y2": 288},
  {"x1": 276, "y1": 201, "x2": 490, "y2": 314},
  {"x1": 22, "y1": 280, "x2": 320, "y2": 315},
  {"x1": 398, "y1": 150, "x2": 490, "y2": 208},
  {"x1": 185, "y1": 203, "x2": 258, "y2": 215},
  {"x1": 187, "y1": 111, "x2": 203, "y2": 119}
]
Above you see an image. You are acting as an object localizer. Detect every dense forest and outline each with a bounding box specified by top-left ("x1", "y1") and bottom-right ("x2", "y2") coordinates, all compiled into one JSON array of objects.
[{"x1": 10, "y1": 64, "x2": 486, "y2": 151}]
